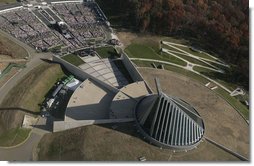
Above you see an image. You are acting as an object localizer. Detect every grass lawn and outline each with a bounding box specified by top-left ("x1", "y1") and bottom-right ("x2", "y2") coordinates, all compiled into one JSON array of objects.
[
  {"x1": 134, "y1": 60, "x2": 249, "y2": 120},
  {"x1": 0, "y1": 128, "x2": 31, "y2": 147},
  {"x1": 0, "y1": 33, "x2": 28, "y2": 59},
  {"x1": 161, "y1": 52, "x2": 187, "y2": 66},
  {"x1": 37, "y1": 122, "x2": 239, "y2": 161},
  {"x1": 214, "y1": 88, "x2": 249, "y2": 120},
  {"x1": 209, "y1": 61, "x2": 230, "y2": 71},
  {"x1": 172, "y1": 51, "x2": 214, "y2": 67},
  {"x1": 132, "y1": 60, "x2": 155, "y2": 68},
  {"x1": 125, "y1": 44, "x2": 187, "y2": 66},
  {"x1": 126, "y1": 34, "x2": 248, "y2": 120},
  {"x1": 193, "y1": 66, "x2": 215, "y2": 73},
  {"x1": 175, "y1": 45, "x2": 215, "y2": 60},
  {"x1": 62, "y1": 54, "x2": 84, "y2": 66},
  {"x1": 0, "y1": 0, "x2": 16, "y2": 4},
  {"x1": 125, "y1": 44, "x2": 157, "y2": 59},
  {"x1": 95, "y1": 46, "x2": 120, "y2": 59},
  {"x1": 1, "y1": 63, "x2": 66, "y2": 112},
  {"x1": 193, "y1": 66, "x2": 238, "y2": 91},
  {"x1": 161, "y1": 43, "x2": 184, "y2": 53}
]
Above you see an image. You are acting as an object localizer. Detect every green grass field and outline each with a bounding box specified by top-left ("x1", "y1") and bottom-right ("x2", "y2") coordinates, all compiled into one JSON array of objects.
[
  {"x1": 95, "y1": 46, "x2": 120, "y2": 59},
  {"x1": 193, "y1": 66, "x2": 215, "y2": 73},
  {"x1": 126, "y1": 38, "x2": 218, "y2": 69},
  {"x1": 1, "y1": 63, "x2": 66, "y2": 112},
  {"x1": 193, "y1": 66, "x2": 237, "y2": 91},
  {"x1": 125, "y1": 44, "x2": 187, "y2": 66},
  {"x1": 171, "y1": 51, "x2": 214, "y2": 67},
  {"x1": 62, "y1": 54, "x2": 84, "y2": 66},
  {"x1": 132, "y1": 60, "x2": 156, "y2": 68},
  {"x1": 174, "y1": 45, "x2": 215, "y2": 60},
  {"x1": 0, "y1": 128, "x2": 31, "y2": 147}
]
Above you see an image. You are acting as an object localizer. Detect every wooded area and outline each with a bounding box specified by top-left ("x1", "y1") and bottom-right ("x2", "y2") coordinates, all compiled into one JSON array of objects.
[{"x1": 96, "y1": 0, "x2": 249, "y2": 89}]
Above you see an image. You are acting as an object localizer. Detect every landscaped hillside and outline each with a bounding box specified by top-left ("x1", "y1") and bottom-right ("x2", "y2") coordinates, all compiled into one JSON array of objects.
[{"x1": 96, "y1": 0, "x2": 249, "y2": 90}]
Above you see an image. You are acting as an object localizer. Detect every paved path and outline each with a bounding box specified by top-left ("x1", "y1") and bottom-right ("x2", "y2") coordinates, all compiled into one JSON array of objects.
[
  {"x1": 0, "y1": 116, "x2": 50, "y2": 161},
  {"x1": 0, "y1": 132, "x2": 42, "y2": 161}
]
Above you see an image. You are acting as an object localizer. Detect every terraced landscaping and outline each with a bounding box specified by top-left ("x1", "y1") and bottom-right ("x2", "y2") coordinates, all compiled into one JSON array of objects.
[
  {"x1": 125, "y1": 35, "x2": 249, "y2": 121},
  {"x1": 125, "y1": 44, "x2": 187, "y2": 66}
]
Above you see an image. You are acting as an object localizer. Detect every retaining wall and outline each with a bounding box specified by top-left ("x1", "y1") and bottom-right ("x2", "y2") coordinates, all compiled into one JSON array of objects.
[{"x1": 53, "y1": 118, "x2": 134, "y2": 132}]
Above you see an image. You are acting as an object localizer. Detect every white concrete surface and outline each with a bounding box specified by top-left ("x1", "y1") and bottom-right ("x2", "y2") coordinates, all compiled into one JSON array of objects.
[{"x1": 65, "y1": 79, "x2": 115, "y2": 122}]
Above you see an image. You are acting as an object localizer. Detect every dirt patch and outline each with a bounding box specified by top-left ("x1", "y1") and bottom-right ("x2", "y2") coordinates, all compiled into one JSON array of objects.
[
  {"x1": 116, "y1": 31, "x2": 138, "y2": 48},
  {"x1": 138, "y1": 68, "x2": 249, "y2": 159}
]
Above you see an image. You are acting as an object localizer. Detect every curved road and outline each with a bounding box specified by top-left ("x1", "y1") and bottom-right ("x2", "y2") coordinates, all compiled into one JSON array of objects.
[
  {"x1": 0, "y1": 31, "x2": 53, "y2": 161},
  {"x1": 0, "y1": 132, "x2": 42, "y2": 161}
]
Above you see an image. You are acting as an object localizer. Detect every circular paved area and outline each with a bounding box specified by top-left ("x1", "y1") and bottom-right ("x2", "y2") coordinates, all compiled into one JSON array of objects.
[{"x1": 138, "y1": 68, "x2": 249, "y2": 158}]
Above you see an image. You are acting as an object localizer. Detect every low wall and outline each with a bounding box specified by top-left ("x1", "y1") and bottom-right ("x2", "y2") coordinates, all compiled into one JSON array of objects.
[
  {"x1": 53, "y1": 118, "x2": 134, "y2": 132},
  {"x1": 52, "y1": 55, "x2": 119, "y2": 94}
]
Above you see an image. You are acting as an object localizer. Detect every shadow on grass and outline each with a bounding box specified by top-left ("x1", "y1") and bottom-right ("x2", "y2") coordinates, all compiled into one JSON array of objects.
[
  {"x1": 0, "y1": 107, "x2": 40, "y2": 116},
  {"x1": 95, "y1": 121, "x2": 147, "y2": 144}
]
